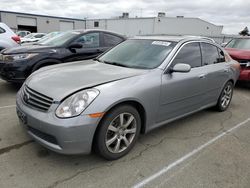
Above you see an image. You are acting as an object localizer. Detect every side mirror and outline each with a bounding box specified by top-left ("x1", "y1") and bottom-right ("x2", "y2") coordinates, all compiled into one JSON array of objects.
[
  {"x1": 220, "y1": 42, "x2": 227, "y2": 48},
  {"x1": 171, "y1": 63, "x2": 191, "y2": 73},
  {"x1": 68, "y1": 42, "x2": 83, "y2": 49}
]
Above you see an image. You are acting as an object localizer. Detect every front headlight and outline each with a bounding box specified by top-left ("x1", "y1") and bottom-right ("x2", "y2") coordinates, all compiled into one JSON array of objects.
[
  {"x1": 3, "y1": 53, "x2": 38, "y2": 61},
  {"x1": 56, "y1": 89, "x2": 100, "y2": 118}
]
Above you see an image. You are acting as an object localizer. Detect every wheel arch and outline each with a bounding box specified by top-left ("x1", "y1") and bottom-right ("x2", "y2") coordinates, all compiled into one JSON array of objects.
[{"x1": 92, "y1": 99, "x2": 147, "y2": 151}]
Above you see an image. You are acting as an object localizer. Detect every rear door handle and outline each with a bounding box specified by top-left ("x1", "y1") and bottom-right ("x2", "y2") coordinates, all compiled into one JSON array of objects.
[
  {"x1": 224, "y1": 69, "x2": 229, "y2": 73},
  {"x1": 198, "y1": 74, "x2": 206, "y2": 79}
]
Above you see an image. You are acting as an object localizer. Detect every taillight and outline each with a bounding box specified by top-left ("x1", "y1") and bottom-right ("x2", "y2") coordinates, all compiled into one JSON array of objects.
[{"x1": 11, "y1": 36, "x2": 21, "y2": 44}]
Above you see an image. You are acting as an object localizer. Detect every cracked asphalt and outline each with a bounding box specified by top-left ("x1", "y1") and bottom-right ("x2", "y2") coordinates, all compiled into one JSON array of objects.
[{"x1": 0, "y1": 79, "x2": 250, "y2": 188}]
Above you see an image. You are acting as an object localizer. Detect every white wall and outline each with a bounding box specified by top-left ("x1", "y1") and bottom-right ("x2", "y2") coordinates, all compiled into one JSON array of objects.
[
  {"x1": 86, "y1": 17, "x2": 223, "y2": 37},
  {"x1": 0, "y1": 12, "x2": 86, "y2": 33}
]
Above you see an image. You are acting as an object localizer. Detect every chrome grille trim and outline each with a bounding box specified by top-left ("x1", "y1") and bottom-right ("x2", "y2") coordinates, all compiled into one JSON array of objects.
[{"x1": 22, "y1": 85, "x2": 53, "y2": 111}]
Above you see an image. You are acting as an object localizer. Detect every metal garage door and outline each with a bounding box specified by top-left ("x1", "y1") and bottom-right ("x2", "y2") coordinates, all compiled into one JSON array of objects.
[
  {"x1": 17, "y1": 17, "x2": 37, "y2": 26},
  {"x1": 59, "y1": 21, "x2": 74, "y2": 31}
]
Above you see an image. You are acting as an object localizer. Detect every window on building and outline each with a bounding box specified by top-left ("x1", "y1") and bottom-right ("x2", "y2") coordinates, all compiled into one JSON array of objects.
[
  {"x1": 75, "y1": 32, "x2": 100, "y2": 48},
  {"x1": 103, "y1": 33, "x2": 124, "y2": 47},
  {"x1": 201, "y1": 43, "x2": 220, "y2": 65},
  {"x1": 94, "y1": 21, "x2": 99, "y2": 27},
  {"x1": 172, "y1": 42, "x2": 202, "y2": 68}
]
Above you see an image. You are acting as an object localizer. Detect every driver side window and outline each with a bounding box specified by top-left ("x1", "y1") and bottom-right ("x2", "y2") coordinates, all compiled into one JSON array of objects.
[
  {"x1": 75, "y1": 33, "x2": 100, "y2": 48},
  {"x1": 171, "y1": 42, "x2": 202, "y2": 68}
]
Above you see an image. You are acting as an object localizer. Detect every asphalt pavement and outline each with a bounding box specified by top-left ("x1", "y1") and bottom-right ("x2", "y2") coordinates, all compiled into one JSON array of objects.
[{"x1": 0, "y1": 79, "x2": 250, "y2": 188}]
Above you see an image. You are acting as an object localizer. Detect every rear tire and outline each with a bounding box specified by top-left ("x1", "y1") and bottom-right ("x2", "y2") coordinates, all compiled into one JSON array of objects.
[
  {"x1": 215, "y1": 81, "x2": 233, "y2": 112},
  {"x1": 95, "y1": 105, "x2": 141, "y2": 160}
]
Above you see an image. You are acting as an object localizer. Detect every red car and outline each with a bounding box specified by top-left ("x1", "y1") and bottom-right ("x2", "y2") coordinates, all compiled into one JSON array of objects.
[{"x1": 225, "y1": 37, "x2": 250, "y2": 82}]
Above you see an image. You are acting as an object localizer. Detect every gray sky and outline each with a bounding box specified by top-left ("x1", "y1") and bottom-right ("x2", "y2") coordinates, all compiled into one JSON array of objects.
[{"x1": 0, "y1": 0, "x2": 249, "y2": 34}]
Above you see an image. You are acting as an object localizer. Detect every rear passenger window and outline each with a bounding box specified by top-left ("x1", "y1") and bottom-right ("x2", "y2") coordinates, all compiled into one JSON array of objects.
[
  {"x1": 201, "y1": 43, "x2": 220, "y2": 65},
  {"x1": 0, "y1": 27, "x2": 5, "y2": 34},
  {"x1": 103, "y1": 33, "x2": 123, "y2": 47},
  {"x1": 172, "y1": 42, "x2": 202, "y2": 68}
]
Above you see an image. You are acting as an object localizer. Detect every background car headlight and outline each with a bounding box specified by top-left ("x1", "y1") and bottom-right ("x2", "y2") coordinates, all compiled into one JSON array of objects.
[
  {"x1": 3, "y1": 53, "x2": 38, "y2": 61},
  {"x1": 56, "y1": 89, "x2": 100, "y2": 118}
]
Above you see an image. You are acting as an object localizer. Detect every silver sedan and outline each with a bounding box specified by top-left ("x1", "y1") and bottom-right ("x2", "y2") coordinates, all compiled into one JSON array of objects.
[{"x1": 16, "y1": 36, "x2": 240, "y2": 160}]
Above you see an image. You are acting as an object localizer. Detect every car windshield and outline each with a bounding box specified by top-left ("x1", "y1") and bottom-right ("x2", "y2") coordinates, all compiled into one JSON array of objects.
[
  {"x1": 37, "y1": 32, "x2": 62, "y2": 43},
  {"x1": 24, "y1": 33, "x2": 35, "y2": 38},
  {"x1": 39, "y1": 31, "x2": 80, "y2": 46},
  {"x1": 98, "y1": 39, "x2": 176, "y2": 69},
  {"x1": 226, "y1": 38, "x2": 250, "y2": 50}
]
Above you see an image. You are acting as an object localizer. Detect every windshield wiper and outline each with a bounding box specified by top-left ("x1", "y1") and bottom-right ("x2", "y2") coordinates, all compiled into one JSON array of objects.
[
  {"x1": 103, "y1": 60, "x2": 130, "y2": 68},
  {"x1": 93, "y1": 57, "x2": 102, "y2": 62}
]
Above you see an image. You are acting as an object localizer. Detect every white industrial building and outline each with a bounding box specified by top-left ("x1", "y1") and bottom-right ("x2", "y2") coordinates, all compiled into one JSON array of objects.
[
  {"x1": 0, "y1": 11, "x2": 223, "y2": 37},
  {"x1": 86, "y1": 13, "x2": 223, "y2": 37},
  {"x1": 0, "y1": 11, "x2": 85, "y2": 33}
]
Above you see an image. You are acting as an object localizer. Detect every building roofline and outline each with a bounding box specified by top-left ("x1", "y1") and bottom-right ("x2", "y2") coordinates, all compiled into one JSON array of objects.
[
  {"x1": 0, "y1": 10, "x2": 85, "y2": 21},
  {"x1": 0, "y1": 10, "x2": 222, "y2": 28},
  {"x1": 87, "y1": 16, "x2": 222, "y2": 27}
]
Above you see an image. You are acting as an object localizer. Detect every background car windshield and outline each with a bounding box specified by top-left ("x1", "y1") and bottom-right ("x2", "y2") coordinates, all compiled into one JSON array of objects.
[
  {"x1": 226, "y1": 38, "x2": 250, "y2": 50},
  {"x1": 99, "y1": 39, "x2": 176, "y2": 69},
  {"x1": 40, "y1": 31, "x2": 79, "y2": 46},
  {"x1": 24, "y1": 33, "x2": 35, "y2": 38},
  {"x1": 38, "y1": 32, "x2": 62, "y2": 43}
]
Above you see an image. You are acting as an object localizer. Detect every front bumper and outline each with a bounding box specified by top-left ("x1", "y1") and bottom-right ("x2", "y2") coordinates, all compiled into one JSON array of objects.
[
  {"x1": 0, "y1": 61, "x2": 27, "y2": 82},
  {"x1": 238, "y1": 68, "x2": 250, "y2": 81},
  {"x1": 16, "y1": 91, "x2": 101, "y2": 154}
]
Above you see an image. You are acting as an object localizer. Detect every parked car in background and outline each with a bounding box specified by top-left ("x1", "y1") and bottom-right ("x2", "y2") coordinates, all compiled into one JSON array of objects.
[
  {"x1": 21, "y1": 33, "x2": 46, "y2": 43},
  {"x1": 16, "y1": 30, "x2": 31, "y2": 38},
  {"x1": 0, "y1": 29, "x2": 126, "y2": 82},
  {"x1": 21, "y1": 31, "x2": 63, "y2": 46},
  {"x1": 37, "y1": 31, "x2": 62, "y2": 43},
  {"x1": 225, "y1": 37, "x2": 250, "y2": 83},
  {"x1": 0, "y1": 22, "x2": 20, "y2": 51},
  {"x1": 16, "y1": 36, "x2": 240, "y2": 160}
]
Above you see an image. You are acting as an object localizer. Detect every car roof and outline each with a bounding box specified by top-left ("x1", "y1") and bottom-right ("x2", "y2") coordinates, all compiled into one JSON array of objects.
[
  {"x1": 133, "y1": 35, "x2": 215, "y2": 43},
  {"x1": 70, "y1": 29, "x2": 126, "y2": 38}
]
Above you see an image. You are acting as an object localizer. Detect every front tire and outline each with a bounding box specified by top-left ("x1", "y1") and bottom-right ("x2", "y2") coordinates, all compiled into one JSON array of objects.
[
  {"x1": 95, "y1": 105, "x2": 141, "y2": 160},
  {"x1": 216, "y1": 81, "x2": 234, "y2": 112}
]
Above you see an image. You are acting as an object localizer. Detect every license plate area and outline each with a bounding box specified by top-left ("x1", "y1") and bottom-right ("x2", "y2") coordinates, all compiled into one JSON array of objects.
[{"x1": 17, "y1": 107, "x2": 27, "y2": 125}]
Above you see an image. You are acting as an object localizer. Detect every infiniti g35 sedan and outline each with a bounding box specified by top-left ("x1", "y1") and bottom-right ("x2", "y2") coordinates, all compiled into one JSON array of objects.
[{"x1": 16, "y1": 36, "x2": 240, "y2": 160}]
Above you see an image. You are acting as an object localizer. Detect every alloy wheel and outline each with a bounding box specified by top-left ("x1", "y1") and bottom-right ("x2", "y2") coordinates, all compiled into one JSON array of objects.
[
  {"x1": 221, "y1": 84, "x2": 232, "y2": 108},
  {"x1": 105, "y1": 113, "x2": 137, "y2": 153}
]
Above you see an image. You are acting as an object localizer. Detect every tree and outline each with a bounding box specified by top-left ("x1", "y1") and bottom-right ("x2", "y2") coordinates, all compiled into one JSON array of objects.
[{"x1": 239, "y1": 27, "x2": 249, "y2": 36}]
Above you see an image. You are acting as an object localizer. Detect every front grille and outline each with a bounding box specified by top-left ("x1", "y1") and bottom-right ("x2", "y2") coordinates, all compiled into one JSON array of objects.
[
  {"x1": 28, "y1": 126, "x2": 58, "y2": 145},
  {"x1": 22, "y1": 85, "x2": 53, "y2": 111}
]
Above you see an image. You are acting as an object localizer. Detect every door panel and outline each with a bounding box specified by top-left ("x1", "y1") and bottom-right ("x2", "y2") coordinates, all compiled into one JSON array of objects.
[
  {"x1": 200, "y1": 43, "x2": 230, "y2": 103},
  {"x1": 157, "y1": 42, "x2": 207, "y2": 123},
  {"x1": 158, "y1": 68, "x2": 207, "y2": 122}
]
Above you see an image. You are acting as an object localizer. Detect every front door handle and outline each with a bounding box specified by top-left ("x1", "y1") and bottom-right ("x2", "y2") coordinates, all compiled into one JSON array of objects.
[
  {"x1": 224, "y1": 69, "x2": 229, "y2": 73},
  {"x1": 198, "y1": 74, "x2": 206, "y2": 79}
]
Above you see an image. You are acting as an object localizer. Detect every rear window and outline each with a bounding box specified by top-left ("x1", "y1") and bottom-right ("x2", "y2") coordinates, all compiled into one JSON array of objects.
[{"x1": 0, "y1": 27, "x2": 5, "y2": 34}]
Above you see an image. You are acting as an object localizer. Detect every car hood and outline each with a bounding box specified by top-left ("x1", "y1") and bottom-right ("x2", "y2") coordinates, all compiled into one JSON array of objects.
[
  {"x1": 225, "y1": 48, "x2": 250, "y2": 60},
  {"x1": 25, "y1": 60, "x2": 149, "y2": 101},
  {"x1": 2, "y1": 44, "x2": 57, "y2": 54}
]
